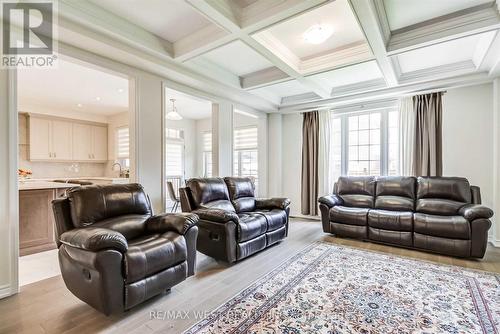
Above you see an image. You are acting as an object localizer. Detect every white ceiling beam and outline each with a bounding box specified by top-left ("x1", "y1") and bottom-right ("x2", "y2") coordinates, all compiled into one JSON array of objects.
[
  {"x1": 186, "y1": 0, "x2": 332, "y2": 98},
  {"x1": 174, "y1": 25, "x2": 235, "y2": 62},
  {"x1": 387, "y1": 3, "x2": 500, "y2": 55},
  {"x1": 349, "y1": 0, "x2": 399, "y2": 87},
  {"x1": 59, "y1": 0, "x2": 174, "y2": 58}
]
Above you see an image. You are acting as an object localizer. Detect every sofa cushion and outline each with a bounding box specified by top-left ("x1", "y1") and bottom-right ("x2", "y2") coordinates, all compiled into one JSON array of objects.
[
  {"x1": 336, "y1": 176, "x2": 375, "y2": 208},
  {"x1": 68, "y1": 184, "x2": 152, "y2": 228},
  {"x1": 414, "y1": 213, "x2": 470, "y2": 239},
  {"x1": 224, "y1": 177, "x2": 256, "y2": 213},
  {"x1": 375, "y1": 176, "x2": 416, "y2": 211},
  {"x1": 124, "y1": 231, "x2": 187, "y2": 284},
  {"x1": 186, "y1": 178, "x2": 235, "y2": 212},
  {"x1": 254, "y1": 209, "x2": 287, "y2": 232},
  {"x1": 368, "y1": 209, "x2": 413, "y2": 232},
  {"x1": 416, "y1": 177, "x2": 471, "y2": 215},
  {"x1": 329, "y1": 206, "x2": 369, "y2": 226},
  {"x1": 92, "y1": 214, "x2": 150, "y2": 240},
  {"x1": 237, "y1": 213, "x2": 268, "y2": 242}
]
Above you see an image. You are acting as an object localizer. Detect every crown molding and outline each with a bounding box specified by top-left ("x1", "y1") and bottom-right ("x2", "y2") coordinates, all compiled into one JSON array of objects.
[
  {"x1": 331, "y1": 78, "x2": 387, "y2": 98},
  {"x1": 278, "y1": 71, "x2": 492, "y2": 113},
  {"x1": 281, "y1": 92, "x2": 321, "y2": 106},
  {"x1": 388, "y1": 3, "x2": 500, "y2": 55},
  {"x1": 372, "y1": 0, "x2": 391, "y2": 44},
  {"x1": 299, "y1": 42, "x2": 373, "y2": 74},
  {"x1": 252, "y1": 31, "x2": 301, "y2": 70},
  {"x1": 241, "y1": 67, "x2": 290, "y2": 89},
  {"x1": 174, "y1": 25, "x2": 233, "y2": 62},
  {"x1": 398, "y1": 60, "x2": 477, "y2": 84}
]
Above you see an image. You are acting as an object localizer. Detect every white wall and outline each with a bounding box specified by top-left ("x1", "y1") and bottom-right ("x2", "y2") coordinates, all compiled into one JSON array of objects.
[{"x1": 442, "y1": 83, "x2": 496, "y2": 241}]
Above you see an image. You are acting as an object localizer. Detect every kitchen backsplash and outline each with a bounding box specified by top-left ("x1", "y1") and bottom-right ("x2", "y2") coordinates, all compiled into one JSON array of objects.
[{"x1": 18, "y1": 114, "x2": 108, "y2": 178}]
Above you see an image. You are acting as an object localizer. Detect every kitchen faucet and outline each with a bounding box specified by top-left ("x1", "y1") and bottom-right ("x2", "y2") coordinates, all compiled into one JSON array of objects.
[{"x1": 112, "y1": 162, "x2": 123, "y2": 178}]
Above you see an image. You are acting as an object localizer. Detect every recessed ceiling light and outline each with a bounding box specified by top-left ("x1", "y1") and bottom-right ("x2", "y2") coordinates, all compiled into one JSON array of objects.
[
  {"x1": 117, "y1": 88, "x2": 124, "y2": 93},
  {"x1": 303, "y1": 24, "x2": 334, "y2": 44},
  {"x1": 77, "y1": 103, "x2": 83, "y2": 108},
  {"x1": 95, "y1": 96, "x2": 101, "y2": 101}
]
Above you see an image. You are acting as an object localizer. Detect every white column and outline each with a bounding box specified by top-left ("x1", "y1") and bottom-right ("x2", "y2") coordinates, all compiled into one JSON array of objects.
[
  {"x1": 133, "y1": 73, "x2": 164, "y2": 213},
  {"x1": 492, "y1": 79, "x2": 500, "y2": 246},
  {"x1": 267, "y1": 113, "x2": 282, "y2": 197},
  {"x1": 0, "y1": 69, "x2": 19, "y2": 298},
  {"x1": 257, "y1": 114, "x2": 268, "y2": 197},
  {"x1": 212, "y1": 102, "x2": 233, "y2": 177}
]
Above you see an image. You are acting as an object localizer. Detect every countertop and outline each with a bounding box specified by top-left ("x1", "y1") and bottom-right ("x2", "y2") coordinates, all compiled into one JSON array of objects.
[
  {"x1": 19, "y1": 181, "x2": 81, "y2": 191},
  {"x1": 26, "y1": 177, "x2": 129, "y2": 182}
]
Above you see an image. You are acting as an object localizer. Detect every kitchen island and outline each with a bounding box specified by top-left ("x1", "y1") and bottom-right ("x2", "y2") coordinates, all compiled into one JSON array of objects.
[{"x1": 19, "y1": 181, "x2": 80, "y2": 256}]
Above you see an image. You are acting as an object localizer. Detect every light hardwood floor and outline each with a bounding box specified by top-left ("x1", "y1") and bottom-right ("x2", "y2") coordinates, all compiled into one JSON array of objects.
[{"x1": 1, "y1": 219, "x2": 499, "y2": 334}]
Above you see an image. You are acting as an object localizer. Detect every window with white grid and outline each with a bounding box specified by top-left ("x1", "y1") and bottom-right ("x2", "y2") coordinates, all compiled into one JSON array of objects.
[
  {"x1": 166, "y1": 128, "x2": 184, "y2": 178},
  {"x1": 330, "y1": 107, "x2": 399, "y2": 177}
]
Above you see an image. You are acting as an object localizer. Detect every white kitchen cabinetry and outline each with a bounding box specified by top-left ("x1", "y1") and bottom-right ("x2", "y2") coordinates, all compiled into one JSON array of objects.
[
  {"x1": 28, "y1": 114, "x2": 108, "y2": 162},
  {"x1": 29, "y1": 117, "x2": 73, "y2": 161}
]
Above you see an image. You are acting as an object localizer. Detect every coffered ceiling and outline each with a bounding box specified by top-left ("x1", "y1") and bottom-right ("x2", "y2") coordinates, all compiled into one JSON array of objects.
[{"x1": 56, "y1": 0, "x2": 500, "y2": 112}]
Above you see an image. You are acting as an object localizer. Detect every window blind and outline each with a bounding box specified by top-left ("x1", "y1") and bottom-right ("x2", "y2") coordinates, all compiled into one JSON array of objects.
[
  {"x1": 166, "y1": 142, "x2": 183, "y2": 177},
  {"x1": 234, "y1": 126, "x2": 258, "y2": 150},
  {"x1": 116, "y1": 127, "x2": 129, "y2": 159},
  {"x1": 202, "y1": 132, "x2": 212, "y2": 152}
]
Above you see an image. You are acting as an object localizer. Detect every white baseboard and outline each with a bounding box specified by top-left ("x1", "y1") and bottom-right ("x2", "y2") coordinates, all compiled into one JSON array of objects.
[
  {"x1": 488, "y1": 236, "x2": 500, "y2": 248},
  {"x1": 0, "y1": 284, "x2": 12, "y2": 299},
  {"x1": 290, "y1": 214, "x2": 321, "y2": 221}
]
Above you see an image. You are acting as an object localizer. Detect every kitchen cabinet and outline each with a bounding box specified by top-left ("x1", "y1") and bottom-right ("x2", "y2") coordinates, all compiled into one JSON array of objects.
[
  {"x1": 28, "y1": 114, "x2": 107, "y2": 162},
  {"x1": 29, "y1": 117, "x2": 73, "y2": 161},
  {"x1": 72, "y1": 123, "x2": 108, "y2": 161}
]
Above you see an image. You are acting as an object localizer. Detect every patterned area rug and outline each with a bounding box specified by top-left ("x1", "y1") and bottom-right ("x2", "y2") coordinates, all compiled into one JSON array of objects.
[{"x1": 185, "y1": 242, "x2": 500, "y2": 334}]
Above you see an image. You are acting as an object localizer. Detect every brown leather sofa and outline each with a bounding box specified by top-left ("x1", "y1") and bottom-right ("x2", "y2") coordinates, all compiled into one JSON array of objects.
[
  {"x1": 319, "y1": 176, "x2": 493, "y2": 258},
  {"x1": 52, "y1": 183, "x2": 198, "y2": 315},
  {"x1": 179, "y1": 177, "x2": 290, "y2": 263}
]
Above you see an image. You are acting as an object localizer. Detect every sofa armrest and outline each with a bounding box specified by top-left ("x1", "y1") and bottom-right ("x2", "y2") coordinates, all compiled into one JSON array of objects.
[
  {"x1": 318, "y1": 194, "x2": 343, "y2": 208},
  {"x1": 255, "y1": 198, "x2": 291, "y2": 210},
  {"x1": 192, "y1": 208, "x2": 239, "y2": 224},
  {"x1": 60, "y1": 227, "x2": 128, "y2": 253},
  {"x1": 146, "y1": 213, "x2": 199, "y2": 235},
  {"x1": 459, "y1": 204, "x2": 494, "y2": 221}
]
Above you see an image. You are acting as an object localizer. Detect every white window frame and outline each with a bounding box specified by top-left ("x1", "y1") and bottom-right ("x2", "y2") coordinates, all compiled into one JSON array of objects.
[
  {"x1": 332, "y1": 105, "x2": 399, "y2": 177},
  {"x1": 115, "y1": 126, "x2": 130, "y2": 168},
  {"x1": 233, "y1": 125, "x2": 259, "y2": 188},
  {"x1": 202, "y1": 131, "x2": 212, "y2": 177},
  {"x1": 165, "y1": 128, "x2": 185, "y2": 179}
]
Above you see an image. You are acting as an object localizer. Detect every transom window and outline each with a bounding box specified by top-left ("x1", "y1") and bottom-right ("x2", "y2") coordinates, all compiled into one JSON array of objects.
[{"x1": 331, "y1": 108, "x2": 399, "y2": 177}]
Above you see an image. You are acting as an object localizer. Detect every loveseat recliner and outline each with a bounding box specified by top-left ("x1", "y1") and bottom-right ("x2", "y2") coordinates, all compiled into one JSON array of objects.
[
  {"x1": 319, "y1": 176, "x2": 493, "y2": 258},
  {"x1": 52, "y1": 183, "x2": 198, "y2": 315},
  {"x1": 179, "y1": 177, "x2": 290, "y2": 263}
]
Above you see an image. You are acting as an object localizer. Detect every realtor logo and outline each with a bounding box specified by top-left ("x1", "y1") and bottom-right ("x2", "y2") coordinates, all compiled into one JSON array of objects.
[{"x1": 1, "y1": 0, "x2": 57, "y2": 68}]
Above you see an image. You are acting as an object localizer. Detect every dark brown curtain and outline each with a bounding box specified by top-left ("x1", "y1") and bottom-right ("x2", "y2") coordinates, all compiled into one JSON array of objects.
[
  {"x1": 413, "y1": 92, "x2": 443, "y2": 176},
  {"x1": 301, "y1": 111, "x2": 319, "y2": 215}
]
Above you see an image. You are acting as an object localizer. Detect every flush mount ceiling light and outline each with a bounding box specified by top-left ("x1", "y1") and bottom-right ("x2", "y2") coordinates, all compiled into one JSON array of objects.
[
  {"x1": 303, "y1": 24, "x2": 334, "y2": 44},
  {"x1": 77, "y1": 103, "x2": 83, "y2": 108},
  {"x1": 95, "y1": 96, "x2": 102, "y2": 101},
  {"x1": 166, "y1": 99, "x2": 182, "y2": 121}
]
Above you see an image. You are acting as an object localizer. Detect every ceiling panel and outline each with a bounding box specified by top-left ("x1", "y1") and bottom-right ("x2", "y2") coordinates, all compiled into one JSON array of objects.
[
  {"x1": 194, "y1": 40, "x2": 274, "y2": 76},
  {"x1": 89, "y1": 0, "x2": 214, "y2": 42},
  {"x1": 18, "y1": 58, "x2": 128, "y2": 115},
  {"x1": 384, "y1": 0, "x2": 492, "y2": 31},
  {"x1": 396, "y1": 32, "x2": 494, "y2": 73},
  {"x1": 256, "y1": 0, "x2": 366, "y2": 60},
  {"x1": 307, "y1": 61, "x2": 383, "y2": 88}
]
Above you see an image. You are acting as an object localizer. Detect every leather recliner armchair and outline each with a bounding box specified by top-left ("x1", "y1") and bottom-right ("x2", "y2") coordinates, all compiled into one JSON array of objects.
[
  {"x1": 52, "y1": 183, "x2": 198, "y2": 315},
  {"x1": 179, "y1": 177, "x2": 290, "y2": 263},
  {"x1": 319, "y1": 176, "x2": 493, "y2": 258}
]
